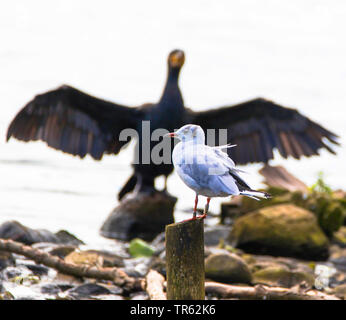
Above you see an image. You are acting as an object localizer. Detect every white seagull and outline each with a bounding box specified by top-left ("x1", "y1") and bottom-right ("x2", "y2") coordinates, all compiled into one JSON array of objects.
[{"x1": 165, "y1": 124, "x2": 271, "y2": 220}]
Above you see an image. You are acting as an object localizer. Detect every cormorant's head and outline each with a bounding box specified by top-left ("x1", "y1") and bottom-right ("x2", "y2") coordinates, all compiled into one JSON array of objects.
[{"x1": 168, "y1": 49, "x2": 185, "y2": 69}]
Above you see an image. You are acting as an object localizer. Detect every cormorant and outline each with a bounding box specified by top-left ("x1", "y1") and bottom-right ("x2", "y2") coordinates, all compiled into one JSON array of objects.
[{"x1": 6, "y1": 49, "x2": 339, "y2": 200}]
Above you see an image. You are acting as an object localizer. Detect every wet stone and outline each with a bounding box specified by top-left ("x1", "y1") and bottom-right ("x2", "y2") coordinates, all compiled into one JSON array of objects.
[
  {"x1": 23, "y1": 263, "x2": 49, "y2": 276},
  {"x1": 91, "y1": 294, "x2": 124, "y2": 300},
  {"x1": 84, "y1": 249, "x2": 125, "y2": 268},
  {"x1": 122, "y1": 257, "x2": 151, "y2": 278},
  {"x1": 100, "y1": 191, "x2": 176, "y2": 242},
  {"x1": 2, "y1": 265, "x2": 32, "y2": 280},
  {"x1": 67, "y1": 283, "x2": 111, "y2": 298},
  {"x1": 54, "y1": 230, "x2": 84, "y2": 246},
  {"x1": 0, "y1": 220, "x2": 84, "y2": 245},
  {"x1": 0, "y1": 221, "x2": 59, "y2": 244},
  {"x1": 205, "y1": 252, "x2": 252, "y2": 284},
  {"x1": 204, "y1": 225, "x2": 230, "y2": 246},
  {"x1": 130, "y1": 291, "x2": 149, "y2": 300},
  {"x1": 40, "y1": 283, "x2": 63, "y2": 295},
  {"x1": 48, "y1": 245, "x2": 77, "y2": 259},
  {"x1": 0, "y1": 251, "x2": 15, "y2": 271}
]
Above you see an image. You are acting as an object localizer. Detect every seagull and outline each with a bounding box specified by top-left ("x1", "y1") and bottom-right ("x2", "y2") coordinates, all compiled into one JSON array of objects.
[{"x1": 166, "y1": 124, "x2": 271, "y2": 220}]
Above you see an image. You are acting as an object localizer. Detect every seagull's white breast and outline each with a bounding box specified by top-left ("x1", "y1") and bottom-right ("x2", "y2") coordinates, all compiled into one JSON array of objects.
[{"x1": 172, "y1": 141, "x2": 240, "y2": 197}]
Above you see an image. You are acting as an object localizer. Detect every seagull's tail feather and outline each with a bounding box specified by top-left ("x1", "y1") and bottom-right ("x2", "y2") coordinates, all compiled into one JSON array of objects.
[
  {"x1": 239, "y1": 190, "x2": 272, "y2": 201},
  {"x1": 213, "y1": 143, "x2": 237, "y2": 150}
]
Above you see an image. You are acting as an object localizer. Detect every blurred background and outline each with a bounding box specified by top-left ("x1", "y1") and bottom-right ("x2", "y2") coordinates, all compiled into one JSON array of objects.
[{"x1": 0, "y1": 0, "x2": 345, "y2": 246}]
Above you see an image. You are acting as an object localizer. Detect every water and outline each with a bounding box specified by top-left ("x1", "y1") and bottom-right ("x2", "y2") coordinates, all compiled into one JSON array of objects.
[{"x1": 0, "y1": 0, "x2": 345, "y2": 246}]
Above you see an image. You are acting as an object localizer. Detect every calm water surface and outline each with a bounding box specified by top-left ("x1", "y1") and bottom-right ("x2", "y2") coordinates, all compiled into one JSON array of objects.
[{"x1": 0, "y1": 1, "x2": 345, "y2": 246}]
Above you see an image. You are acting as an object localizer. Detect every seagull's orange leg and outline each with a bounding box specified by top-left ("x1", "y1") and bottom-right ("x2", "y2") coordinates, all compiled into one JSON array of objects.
[
  {"x1": 193, "y1": 194, "x2": 198, "y2": 218},
  {"x1": 180, "y1": 194, "x2": 198, "y2": 223},
  {"x1": 198, "y1": 197, "x2": 210, "y2": 220}
]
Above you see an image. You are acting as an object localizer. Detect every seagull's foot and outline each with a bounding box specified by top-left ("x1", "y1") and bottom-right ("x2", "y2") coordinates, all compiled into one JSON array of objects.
[
  {"x1": 197, "y1": 213, "x2": 207, "y2": 220},
  {"x1": 180, "y1": 216, "x2": 197, "y2": 223},
  {"x1": 179, "y1": 211, "x2": 198, "y2": 223}
]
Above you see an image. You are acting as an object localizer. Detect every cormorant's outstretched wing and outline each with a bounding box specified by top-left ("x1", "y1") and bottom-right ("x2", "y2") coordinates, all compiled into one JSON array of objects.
[
  {"x1": 7, "y1": 85, "x2": 142, "y2": 160},
  {"x1": 189, "y1": 98, "x2": 339, "y2": 164}
]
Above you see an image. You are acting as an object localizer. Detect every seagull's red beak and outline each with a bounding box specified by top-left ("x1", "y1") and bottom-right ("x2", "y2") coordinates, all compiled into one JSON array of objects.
[{"x1": 164, "y1": 132, "x2": 177, "y2": 138}]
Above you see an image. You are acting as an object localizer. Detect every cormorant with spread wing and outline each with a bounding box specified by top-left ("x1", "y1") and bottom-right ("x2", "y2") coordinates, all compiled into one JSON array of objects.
[{"x1": 6, "y1": 49, "x2": 339, "y2": 200}]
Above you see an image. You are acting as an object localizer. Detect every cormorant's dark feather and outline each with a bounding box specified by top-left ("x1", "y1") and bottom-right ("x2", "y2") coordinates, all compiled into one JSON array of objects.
[
  {"x1": 6, "y1": 85, "x2": 142, "y2": 160},
  {"x1": 189, "y1": 98, "x2": 339, "y2": 164}
]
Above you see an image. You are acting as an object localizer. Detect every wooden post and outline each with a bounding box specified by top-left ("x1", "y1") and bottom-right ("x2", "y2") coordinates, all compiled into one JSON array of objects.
[{"x1": 165, "y1": 219, "x2": 205, "y2": 300}]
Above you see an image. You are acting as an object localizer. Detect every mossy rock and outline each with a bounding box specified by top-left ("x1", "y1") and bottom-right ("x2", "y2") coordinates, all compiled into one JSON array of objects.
[
  {"x1": 333, "y1": 226, "x2": 346, "y2": 247},
  {"x1": 229, "y1": 204, "x2": 329, "y2": 260},
  {"x1": 235, "y1": 188, "x2": 305, "y2": 216},
  {"x1": 252, "y1": 265, "x2": 314, "y2": 288},
  {"x1": 64, "y1": 251, "x2": 104, "y2": 268},
  {"x1": 330, "y1": 283, "x2": 346, "y2": 299},
  {"x1": 228, "y1": 186, "x2": 346, "y2": 235},
  {"x1": 205, "y1": 252, "x2": 252, "y2": 284}
]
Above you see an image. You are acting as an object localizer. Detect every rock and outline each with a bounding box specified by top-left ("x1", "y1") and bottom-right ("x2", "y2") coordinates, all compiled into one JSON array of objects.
[
  {"x1": 220, "y1": 199, "x2": 242, "y2": 222},
  {"x1": 329, "y1": 246, "x2": 346, "y2": 272},
  {"x1": 0, "y1": 252, "x2": 15, "y2": 271},
  {"x1": 244, "y1": 254, "x2": 315, "y2": 288},
  {"x1": 311, "y1": 197, "x2": 345, "y2": 237},
  {"x1": 84, "y1": 250, "x2": 124, "y2": 268},
  {"x1": 2, "y1": 265, "x2": 32, "y2": 281},
  {"x1": 229, "y1": 204, "x2": 330, "y2": 260},
  {"x1": 100, "y1": 191, "x2": 176, "y2": 241},
  {"x1": 63, "y1": 249, "x2": 125, "y2": 268},
  {"x1": 0, "y1": 291, "x2": 14, "y2": 300},
  {"x1": 130, "y1": 291, "x2": 149, "y2": 300},
  {"x1": 48, "y1": 245, "x2": 77, "y2": 259},
  {"x1": 23, "y1": 263, "x2": 49, "y2": 276},
  {"x1": 252, "y1": 265, "x2": 315, "y2": 288},
  {"x1": 330, "y1": 283, "x2": 346, "y2": 299},
  {"x1": 333, "y1": 226, "x2": 346, "y2": 247},
  {"x1": 64, "y1": 251, "x2": 104, "y2": 268},
  {"x1": 129, "y1": 238, "x2": 155, "y2": 258},
  {"x1": 204, "y1": 225, "x2": 230, "y2": 246},
  {"x1": 151, "y1": 232, "x2": 166, "y2": 256},
  {"x1": 148, "y1": 256, "x2": 166, "y2": 277},
  {"x1": 90, "y1": 294, "x2": 124, "y2": 300},
  {"x1": 67, "y1": 283, "x2": 111, "y2": 298},
  {"x1": 54, "y1": 230, "x2": 84, "y2": 246},
  {"x1": 205, "y1": 252, "x2": 252, "y2": 284},
  {"x1": 0, "y1": 220, "x2": 60, "y2": 244},
  {"x1": 0, "y1": 220, "x2": 84, "y2": 245},
  {"x1": 40, "y1": 283, "x2": 63, "y2": 295},
  {"x1": 123, "y1": 257, "x2": 151, "y2": 277}
]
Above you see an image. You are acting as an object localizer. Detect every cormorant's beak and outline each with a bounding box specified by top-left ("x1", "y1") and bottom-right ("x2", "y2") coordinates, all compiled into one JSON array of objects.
[
  {"x1": 170, "y1": 51, "x2": 185, "y2": 68},
  {"x1": 164, "y1": 132, "x2": 177, "y2": 138}
]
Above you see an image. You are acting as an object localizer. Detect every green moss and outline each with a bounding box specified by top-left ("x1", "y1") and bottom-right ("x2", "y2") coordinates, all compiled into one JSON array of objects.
[
  {"x1": 252, "y1": 266, "x2": 314, "y2": 288},
  {"x1": 205, "y1": 253, "x2": 252, "y2": 284},
  {"x1": 129, "y1": 238, "x2": 155, "y2": 258},
  {"x1": 333, "y1": 226, "x2": 346, "y2": 246},
  {"x1": 229, "y1": 204, "x2": 329, "y2": 260},
  {"x1": 236, "y1": 184, "x2": 346, "y2": 237}
]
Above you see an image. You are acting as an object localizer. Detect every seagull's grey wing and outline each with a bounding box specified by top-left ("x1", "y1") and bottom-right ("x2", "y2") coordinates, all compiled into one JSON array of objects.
[{"x1": 212, "y1": 147, "x2": 236, "y2": 169}]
